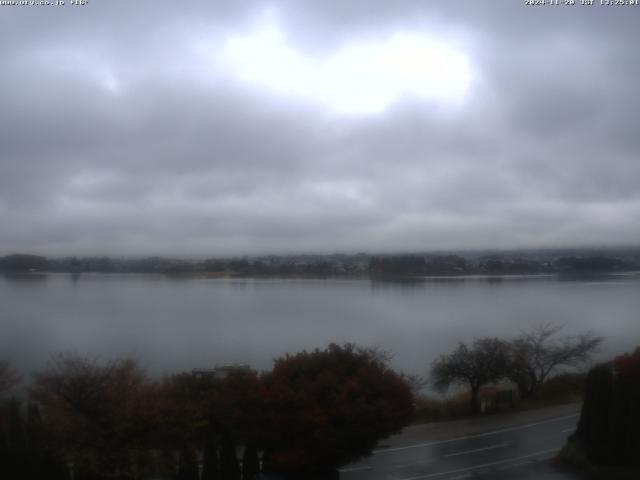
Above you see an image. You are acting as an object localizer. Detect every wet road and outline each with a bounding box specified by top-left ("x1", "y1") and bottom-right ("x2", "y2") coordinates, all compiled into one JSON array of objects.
[{"x1": 340, "y1": 409, "x2": 580, "y2": 480}]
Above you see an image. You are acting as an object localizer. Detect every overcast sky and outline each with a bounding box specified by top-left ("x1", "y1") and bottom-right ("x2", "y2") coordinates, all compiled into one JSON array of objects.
[{"x1": 1, "y1": 0, "x2": 639, "y2": 256}]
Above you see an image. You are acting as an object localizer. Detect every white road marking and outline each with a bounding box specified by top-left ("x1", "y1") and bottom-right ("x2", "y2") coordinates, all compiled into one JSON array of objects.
[
  {"x1": 444, "y1": 442, "x2": 509, "y2": 458},
  {"x1": 397, "y1": 448, "x2": 560, "y2": 480},
  {"x1": 338, "y1": 465, "x2": 372, "y2": 473},
  {"x1": 372, "y1": 413, "x2": 578, "y2": 455},
  {"x1": 496, "y1": 460, "x2": 532, "y2": 470},
  {"x1": 393, "y1": 460, "x2": 434, "y2": 469},
  {"x1": 561, "y1": 427, "x2": 575, "y2": 433}
]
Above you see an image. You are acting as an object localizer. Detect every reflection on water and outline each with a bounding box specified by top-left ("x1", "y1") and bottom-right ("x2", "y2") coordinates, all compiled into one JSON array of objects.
[
  {"x1": 0, "y1": 273, "x2": 639, "y2": 376},
  {"x1": 370, "y1": 275, "x2": 552, "y2": 289},
  {"x1": 1, "y1": 272, "x2": 49, "y2": 283}
]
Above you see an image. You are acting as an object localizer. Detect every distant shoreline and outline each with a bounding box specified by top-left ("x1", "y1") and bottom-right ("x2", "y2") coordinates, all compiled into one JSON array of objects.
[
  {"x1": 2, "y1": 251, "x2": 640, "y2": 278},
  {"x1": 4, "y1": 270, "x2": 640, "y2": 282}
]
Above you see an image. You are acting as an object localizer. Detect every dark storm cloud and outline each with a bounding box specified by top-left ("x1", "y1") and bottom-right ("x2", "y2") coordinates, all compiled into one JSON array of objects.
[{"x1": 1, "y1": 0, "x2": 639, "y2": 255}]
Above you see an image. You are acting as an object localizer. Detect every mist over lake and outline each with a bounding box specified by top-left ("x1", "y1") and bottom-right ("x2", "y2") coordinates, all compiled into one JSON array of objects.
[{"x1": 1, "y1": 273, "x2": 638, "y2": 377}]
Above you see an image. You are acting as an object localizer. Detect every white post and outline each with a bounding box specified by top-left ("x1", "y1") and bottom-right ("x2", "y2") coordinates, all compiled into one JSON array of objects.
[
  {"x1": 235, "y1": 444, "x2": 246, "y2": 480},
  {"x1": 174, "y1": 450, "x2": 181, "y2": 476},
  {"x1": 257, "y1": 449, "x2": 264, "y2": 474},
  {"x1": 196, "y1": 449, "x2": 204, "y2": 480}
]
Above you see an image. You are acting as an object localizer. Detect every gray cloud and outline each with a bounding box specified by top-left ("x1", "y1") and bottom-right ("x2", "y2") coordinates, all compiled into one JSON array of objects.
[{"x1": 1, "y1": 0, "x2": 640, "y2": 255}]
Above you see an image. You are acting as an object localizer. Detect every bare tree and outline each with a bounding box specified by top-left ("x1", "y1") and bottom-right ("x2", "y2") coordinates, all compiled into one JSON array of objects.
[
  {"x1": 0, "y1": 361, "x2": 21, "y2": 396},
  {"x1": 507, "y1": 323, "x2": 603, "y2": 398},
  {"x1": 431, "y1": 338, "x2": 510, "y2": 413}
]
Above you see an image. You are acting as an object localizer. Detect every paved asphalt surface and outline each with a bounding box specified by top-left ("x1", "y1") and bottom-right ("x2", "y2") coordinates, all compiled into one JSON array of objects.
[{"x1": 339, "y1": 406, "x2": 582, "y2": 480}]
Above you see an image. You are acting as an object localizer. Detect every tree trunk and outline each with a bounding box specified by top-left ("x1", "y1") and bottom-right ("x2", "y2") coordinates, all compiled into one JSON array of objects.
[
  {"x1": 470, "y1": 385, "x2": 481, "y2": 414},
  {"x1": 514, "y1": 377, "x2": 529, "y2": 399},
  {"x1": 527, "y1": 374, "x2": 538, "y2": 398}
]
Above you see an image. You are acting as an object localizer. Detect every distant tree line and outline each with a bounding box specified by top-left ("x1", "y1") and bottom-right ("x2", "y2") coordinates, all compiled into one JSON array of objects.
[
  {"x1": 0, "y1": 344, "x2": 413, "y2": 480},
  {"x1": 369, "y1": 254, "x2": 639, "y2": 276},
  {"x1": 0, "y1": 254, "x2": 49, "y2": 273},
  {"x1": 2, "y1": 250, "x2": 639, "y2": 276}
]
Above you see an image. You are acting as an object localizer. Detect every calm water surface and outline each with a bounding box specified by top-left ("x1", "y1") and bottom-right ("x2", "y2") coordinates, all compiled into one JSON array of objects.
[{"x1": 1, "y1": 273, "x2": 639, "y2": 376}]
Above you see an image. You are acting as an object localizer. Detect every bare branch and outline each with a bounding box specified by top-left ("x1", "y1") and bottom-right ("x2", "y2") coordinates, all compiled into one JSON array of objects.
[
  {"x1": 506, "y1": 324, "x2": 603, "y2": 398},
  {"x1": 0, "y1": 361, "x2": 21, "y2": 395},
  {"x1": 358, "y1": 344, "x2": 396, "y2": 365},
  {"x1": 431, "y1": 338, "x2": 509, "y2": 412},
  {"x1": 404, "y1": 374, "x2": 429, "y2": 394}
]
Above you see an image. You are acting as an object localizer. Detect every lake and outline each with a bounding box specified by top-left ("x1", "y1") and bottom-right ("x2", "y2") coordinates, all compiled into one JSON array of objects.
[{"x1": 1, "y1": 273, "x2": 639, "y2": 377}]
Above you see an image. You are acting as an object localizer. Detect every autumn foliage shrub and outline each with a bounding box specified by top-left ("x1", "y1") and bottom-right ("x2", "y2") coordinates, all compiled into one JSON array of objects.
[
  {"x1": 261, "y1": 343, "x2": 414, "y2": 478},
  {"x1": 614, "y1": 347, "x2": 640, "y2": 386},
  {"x1": 15, "y1": 344, "x2": 413, "y2": 479}
]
